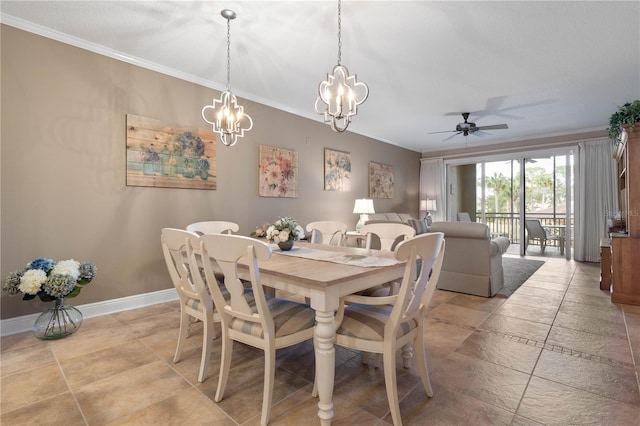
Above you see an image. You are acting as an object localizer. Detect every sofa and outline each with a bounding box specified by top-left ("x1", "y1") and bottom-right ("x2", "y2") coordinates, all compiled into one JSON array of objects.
[
  {"x1": 430, "y1": 221, "x2": 510, "y2": 297},
  {"x1": 365, "y1": 212, "x2": 429, "y2": 235}
]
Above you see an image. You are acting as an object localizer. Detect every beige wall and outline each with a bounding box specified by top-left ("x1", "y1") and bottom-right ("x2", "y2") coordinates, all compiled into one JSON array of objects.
[{"x1": 0, "y1": 26, "x2": 421, "y2": 319}]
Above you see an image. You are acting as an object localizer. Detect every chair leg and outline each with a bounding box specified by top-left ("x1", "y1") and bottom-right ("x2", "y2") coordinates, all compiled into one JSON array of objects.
[
  {"x1": 174, "y1": 309, "x2": 189, "y2": 363},
  {"x1": 401, "y1": 343, "x2": 413, "y2": 369},
  {"x1": 415, "y1": 332, "x2": 433, "y2": 398},
  {"x1": 214, "y1": 334, "x2": 233, "y2": 403},
  {"x1": 383, "y1": 348, "x2": 402, "y2": 426},
  {"x1": 261, "y1": 347, "x2": 276, "y2": 426},
  {"x1": 197, "y1": 314, "x2": 215, "y2": 383}
]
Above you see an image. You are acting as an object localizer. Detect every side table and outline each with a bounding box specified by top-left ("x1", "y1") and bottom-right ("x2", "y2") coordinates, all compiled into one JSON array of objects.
[{"x1": 344, "y1": 231, "x2": 366, "y2": 248}]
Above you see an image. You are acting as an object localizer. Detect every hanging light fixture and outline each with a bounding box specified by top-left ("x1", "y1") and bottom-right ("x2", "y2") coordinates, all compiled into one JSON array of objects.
[
  {"x1": 314, "y1": 0, "x2": 368, "y2": 133},
  {"x1": 202, "y1": 9, "x2": 253, "y2": 147}
]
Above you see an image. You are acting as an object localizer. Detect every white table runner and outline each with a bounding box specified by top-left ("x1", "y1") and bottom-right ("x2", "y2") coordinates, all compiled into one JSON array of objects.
[{"x1": 271, "y1": 245, "x2": 401, "y2": 267}]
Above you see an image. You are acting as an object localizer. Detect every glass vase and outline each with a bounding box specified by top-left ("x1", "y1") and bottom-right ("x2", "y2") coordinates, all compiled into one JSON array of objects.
[{"x1": 32, "y1": 298, "x2": 83, "y2": 340}]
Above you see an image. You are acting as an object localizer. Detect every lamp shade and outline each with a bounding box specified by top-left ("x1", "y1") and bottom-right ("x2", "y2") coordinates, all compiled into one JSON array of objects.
[
  {"x1": 353, "y1": 199, "x2": 375, "y2": 214},
  {"x1": 426, "y1": 199, "x2": 437, "y2": 211},
  {"x1": 420, "y1": 199, "x2": 428, "y2": 211}
]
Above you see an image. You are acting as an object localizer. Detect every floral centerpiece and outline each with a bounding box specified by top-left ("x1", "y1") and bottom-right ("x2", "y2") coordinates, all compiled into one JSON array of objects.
[
  {"x1": 3, "y1": 258, "x2": 97, "y2": 340},
  {"x1": 265, "y1": 217, "x2": 304, "y2": 250}
]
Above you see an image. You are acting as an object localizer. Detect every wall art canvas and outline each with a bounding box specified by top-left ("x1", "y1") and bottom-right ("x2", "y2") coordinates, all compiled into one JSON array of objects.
[
  {"x1": 259, "y1": 145, "x2": 298, "y2": 197},
  {"x1": 126, "y1": 114, "x2": 217, "y2": 190},
  {"x1": 324, "y1": 148, "x2": 351, "y2": 191},
  {"x1": 369, "y1": 161, "x2": 394, "y2": 198}
]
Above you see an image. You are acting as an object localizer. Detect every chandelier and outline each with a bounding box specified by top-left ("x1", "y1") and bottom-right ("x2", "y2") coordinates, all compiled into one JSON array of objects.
[
  {"x1": 202, "y1": 9, "x2": 253, "y2": 147},
  {"x1": 314, "y1": 0, "x2": 368, "y2": 133}
]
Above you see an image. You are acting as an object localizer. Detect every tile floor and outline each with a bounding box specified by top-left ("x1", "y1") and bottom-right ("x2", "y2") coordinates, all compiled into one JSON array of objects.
[{"x1": 2, "y1": 257, "x2": 639, "y2": 425}]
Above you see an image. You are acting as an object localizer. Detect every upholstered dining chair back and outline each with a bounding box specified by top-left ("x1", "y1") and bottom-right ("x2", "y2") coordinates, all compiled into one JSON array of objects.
[
  {"x1": 332, "y1": 232, "x2": 445, "y2": 426},
  {"x1": 360, "y1": 222, "x2": 416, "y2": 251},
  {"x1": 161, "y1": 228, "x2": 216, "y2": 383},
  {"x1": 196, "y1": 234, "x2": 316, "y2": 426},
  {"x1": 306, "y1": 220, "x2": 347, "y2": 245},
  {"x1": 186, "y1": 221, "x2": 239, "y2": 235}
]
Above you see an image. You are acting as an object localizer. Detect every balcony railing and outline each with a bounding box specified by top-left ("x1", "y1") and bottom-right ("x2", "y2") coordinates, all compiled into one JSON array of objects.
[{"x1": 480, "y1": 212, "x2": 572, "y2": 247}]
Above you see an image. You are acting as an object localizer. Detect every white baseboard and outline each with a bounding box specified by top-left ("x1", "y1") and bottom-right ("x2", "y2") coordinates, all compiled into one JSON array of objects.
[{"x1": 1, "y1": 289, "x2": 179, "y2": 337}]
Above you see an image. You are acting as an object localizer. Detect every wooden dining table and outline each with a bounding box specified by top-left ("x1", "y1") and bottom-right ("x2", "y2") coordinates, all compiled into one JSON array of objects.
[{"x1": 231, "y1": 241, "x2": 406, "y2": 425}]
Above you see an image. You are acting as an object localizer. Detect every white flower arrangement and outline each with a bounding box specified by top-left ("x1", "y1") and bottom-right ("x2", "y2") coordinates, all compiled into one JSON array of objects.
[
  {"x1": 265, "y1": 217, "x2": 303, "y2": 244},
  {"x1": 2, "y1": 257, "x2": 97, "y2": 302}
]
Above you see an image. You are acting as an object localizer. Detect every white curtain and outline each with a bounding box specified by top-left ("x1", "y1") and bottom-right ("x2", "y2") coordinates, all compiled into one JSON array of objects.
[
  {"x1": 419, "y1": 158, "x2": 446, "y2": 222},
  {"x1": 574, "y1": 139, "x2": 618, "y2": 262}
]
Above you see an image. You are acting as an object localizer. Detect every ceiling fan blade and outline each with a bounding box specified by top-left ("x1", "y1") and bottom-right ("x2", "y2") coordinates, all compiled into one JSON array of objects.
[
  {"x1": 477, "y1": 124, "x2": 508, "y2": 130},
  {"x1": 442, "y1": 132, "x2": 462, "y2": 141},
  {"x1": 427, "y1": 130, "x2": 457, "y2": 135}
]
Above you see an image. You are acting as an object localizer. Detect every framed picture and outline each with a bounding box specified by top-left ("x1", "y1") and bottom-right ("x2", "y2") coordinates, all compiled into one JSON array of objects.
[
  {"x1": 259, "y1": 145, "x2": 298, "y2": 198},
  {"x1": 126, "y1": 114, "x2": 217, "y2": 189},
  {"x1": 324, "y1": 148, "x2": 351, "y2": 191},
  {"x1": 369, "y1": 161, "x2": 394, "y2": 198}
]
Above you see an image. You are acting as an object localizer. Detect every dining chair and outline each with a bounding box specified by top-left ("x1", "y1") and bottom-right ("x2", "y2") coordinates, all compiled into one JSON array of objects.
[
  {"x1": 305, "y1": 220, "x2": 347, "y2": 245},
  {"x1": 360, "y1": 222, "x2": 416, "y2": 252},
  {"x1": 161, "y1": 228, "x2": 217, "y2": 383},
  {"x1": 196, "y1": 234, "x2": 316, "y2": 426},
  {"x1": 356, "y1": 223, "x2": 417, "y2": 300},
  {"x1": 186, "y1": 221, "x2": 239, "y2": 235},
  {"x1": 331, "y1": 232, "x2": 445, "y2": 426},
  {"x1": 524, "y1": 219, "x2": 559, "y2": 254}
]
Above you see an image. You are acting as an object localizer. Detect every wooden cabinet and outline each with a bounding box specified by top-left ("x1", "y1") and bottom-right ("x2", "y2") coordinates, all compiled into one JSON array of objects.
[
  {"x1": 600, "y1": 238, "x2": 611, "y2": 291},
  {"x1": 611, "y1": 125, "x2": 640, "y2": 305}
]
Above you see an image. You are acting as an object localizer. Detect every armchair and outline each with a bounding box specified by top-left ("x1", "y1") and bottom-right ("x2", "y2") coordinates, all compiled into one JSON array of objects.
[{"x1": 430, "y1": 221, "x2": 510, "y2": 297}]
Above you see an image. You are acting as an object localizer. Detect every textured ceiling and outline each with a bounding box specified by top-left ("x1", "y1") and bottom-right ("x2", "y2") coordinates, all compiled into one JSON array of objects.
[{"x1": 2, "y1": 1, "x2": 639, "y2": 153}]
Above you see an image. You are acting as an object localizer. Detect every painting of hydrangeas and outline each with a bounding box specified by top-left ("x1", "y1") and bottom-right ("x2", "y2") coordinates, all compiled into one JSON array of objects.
[{"x1": 126, "y1": 114, "x2": 217, "y2": 190}]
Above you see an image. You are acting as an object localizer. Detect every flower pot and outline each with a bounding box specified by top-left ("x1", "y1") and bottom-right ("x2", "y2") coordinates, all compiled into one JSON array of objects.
[
  {"x1": 278, "y1": 240, "x2": 294, "y2": 251},
  {"x1": 32, "y1": 298, "x2": 83, "y2": 340}
]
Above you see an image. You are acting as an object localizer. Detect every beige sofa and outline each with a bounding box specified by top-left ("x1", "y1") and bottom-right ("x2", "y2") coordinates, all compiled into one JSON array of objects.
[
  {"x1": 430, "y1": 221, "x2": 510, "y2": 297},
  {"x1": 365, "y1": 213, "x2": 429, "y2": 235}
]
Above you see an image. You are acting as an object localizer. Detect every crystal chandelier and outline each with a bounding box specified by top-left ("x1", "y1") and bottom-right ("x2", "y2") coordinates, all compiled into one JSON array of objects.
[
  {"x1": 202, "y1": 9, "x2": 253, "y2": 147},
  {"x1": 315, "y1": 0, "x2": 369, "y2": 133}
]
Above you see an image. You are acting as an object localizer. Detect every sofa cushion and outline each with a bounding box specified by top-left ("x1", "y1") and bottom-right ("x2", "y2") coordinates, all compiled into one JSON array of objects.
[
  {"x1": 431, "y1": 221, "x2": 490, "y2": 239},
  {"x1": 397, "y1": 213, "x2": 414, "y2": 223},
  {"x1": 408, "y1": 218, "x2": 429, "y2": 235}
]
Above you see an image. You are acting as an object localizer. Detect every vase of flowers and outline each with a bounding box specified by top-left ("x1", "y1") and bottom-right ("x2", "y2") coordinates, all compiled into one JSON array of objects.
[
  {"x1": 265, "y1": 217, "x2": 303, "y2": 251},
  {"x1": 2, "y1": 258, "x2": 97, "y2": 340}
]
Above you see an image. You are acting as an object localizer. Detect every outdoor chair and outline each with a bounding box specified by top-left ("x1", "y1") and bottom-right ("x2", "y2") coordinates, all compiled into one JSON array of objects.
[
  {"x1": 457, "y1": 212, "x2": 472, "y2": 222},
  {"x1": 525, "y1": 219, "x2": 559, "y2": 254}
]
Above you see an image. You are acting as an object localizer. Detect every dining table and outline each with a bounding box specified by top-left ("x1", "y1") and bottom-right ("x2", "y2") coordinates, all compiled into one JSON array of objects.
[{"x1": 229, "y1": 240, "x2": 406, "y2": 425}]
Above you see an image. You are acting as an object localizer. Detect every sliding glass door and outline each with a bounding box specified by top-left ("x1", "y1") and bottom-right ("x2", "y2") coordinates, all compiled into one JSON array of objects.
[{"x1": 447, "y1": 150, "x2": 573, "y2": 258}]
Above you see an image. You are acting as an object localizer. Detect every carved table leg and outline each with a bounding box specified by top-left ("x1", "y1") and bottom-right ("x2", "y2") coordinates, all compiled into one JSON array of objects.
[{"x1": 314, "y1": 309, "x2": 336, "y2": 425}]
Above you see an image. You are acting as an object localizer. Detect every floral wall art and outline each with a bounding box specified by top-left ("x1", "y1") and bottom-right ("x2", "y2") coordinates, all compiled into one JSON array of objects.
[
  {"x1": 369, "y1": 161, "x2": 394, "y2": 198},
  {"x1": 324, "y1": 148, "x2": 351, "y2": 192},
  {"x1": 126, "y1": 114, "x2": 217, "y2": 189},
  {"x1": 258, "y1": 145, "x2": 298, "y2": 198}
]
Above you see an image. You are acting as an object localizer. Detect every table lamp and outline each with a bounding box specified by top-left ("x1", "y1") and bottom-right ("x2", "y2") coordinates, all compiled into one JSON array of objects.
[
  {"x1": 353, "y1": 198, "x2": 375, "y2": 232},
  {"x1": 421, "y1": 199, "x2": 436, "y2": 227}
]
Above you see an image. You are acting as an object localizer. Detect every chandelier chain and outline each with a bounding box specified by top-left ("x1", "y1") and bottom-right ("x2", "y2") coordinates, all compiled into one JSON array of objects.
[
  {"x1": 337, "y1": 0, "x2": 342, "y2": 65},
  {"x1": 226, "y1": 17, "x2": 231, "y2": 91}
]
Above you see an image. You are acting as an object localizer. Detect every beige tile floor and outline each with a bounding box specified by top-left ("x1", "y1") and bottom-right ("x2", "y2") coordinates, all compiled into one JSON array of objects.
[{"x1": 2, "y1": 258, "x2": 640, "y2": 425}]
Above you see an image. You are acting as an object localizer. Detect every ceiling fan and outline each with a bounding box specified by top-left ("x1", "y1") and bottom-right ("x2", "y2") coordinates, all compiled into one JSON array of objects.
[{"x1": 429, "y1": 112, "x2": 509, "y2": 138}]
